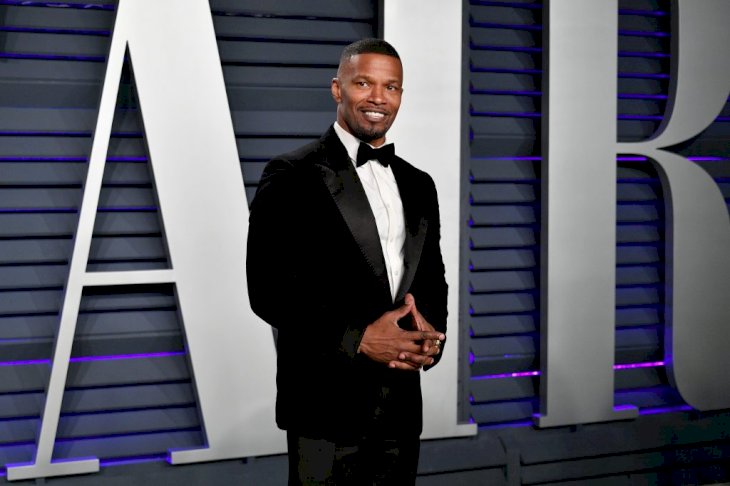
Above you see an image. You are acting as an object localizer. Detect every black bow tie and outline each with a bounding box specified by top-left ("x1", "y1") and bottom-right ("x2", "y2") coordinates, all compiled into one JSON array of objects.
[{"x1": 356, "y1": 142, "x2": 395, "y2": 168}]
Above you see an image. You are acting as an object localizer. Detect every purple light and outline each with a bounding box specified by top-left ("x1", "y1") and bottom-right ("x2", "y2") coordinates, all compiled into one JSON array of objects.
[
  {"x1": 100, "y1": 454, "x2": 166, "y2": 467},
  {"x1": 618, "y1": 93, "x2": 668, "y2": 100},
  {"x1": 618, "y1": 51, "x2": 670, "y2": 59},
  {"x1": 472, "y1": 370, "x2": 540, "y2": 380},
  {"x1": 619, "y1": 72, "x2": 670, "y2": 80},
  {"x1": 0, "y1": 156, "x2": 86, "y2": 162},
  {"x1": 617, "y1": 156, "x2": 649, "y2": 161},
  {"x1": 0, "y1": 207, "x2": 77, "y2": 214},
  {"x1": 474, "y1": 156, "x2": 542, "y2": 161},
  {"x1": 0, "y1": 359, "x2": 50, "y2": 367},
  {"x1": 472, "y1": 361, "x2": 665, "y2": 381},
  {"x1": 618, "y1": 8, "x2": 668, "y2": 17},
  {"x1": 618, "y1": 29, "x2": 670, "y2": 38},
  {"x1": 479, "y1": 420, "x2": 533, "y2": 430},
  {"x1": 0, "y1": 52, "x2": 105, "y2": 62},
  {"x1": 0, "y1": 1, "x2": 115, "y2": 10},
  {"x1": 107, "y1": 156, "x2": 148, "y2": 162},
  {"x1": 0, "y1": 26, "x2": 109, "y2": 36},
  {"x1": 471, "y1": 111, "x2": 541, "y2": 118},
  {"x1": 614, "y1": 361, "x2": 664, "y2": 370},
  {"x1": 70, "y1": 351, "x2": 185, "y2": 363},
  {"x1": 614, "y1": 404, "x2": 637, "y2": 413},
  {"x1": 618, "y1": 114, "x2": 664, "y2": 121},
  {"x1": 688, "y1": 156, "x2": 730, "y2": 162},
  {"x1": 0, "y1": 352, "x2": 185, "y2": 368},
  {"x1": 639, "y1": 405, "x2": 692, "y2": 415}
]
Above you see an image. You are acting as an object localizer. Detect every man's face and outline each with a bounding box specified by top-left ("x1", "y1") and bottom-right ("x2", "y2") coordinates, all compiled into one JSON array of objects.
[{"x1": 331, "y1": 53, "x2": 403, "y2": 147}]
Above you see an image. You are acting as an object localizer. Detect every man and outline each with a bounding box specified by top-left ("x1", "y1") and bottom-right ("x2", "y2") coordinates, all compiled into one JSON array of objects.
[{"x1": 247, "y1": 38, "x2": 447, "y2": 485}]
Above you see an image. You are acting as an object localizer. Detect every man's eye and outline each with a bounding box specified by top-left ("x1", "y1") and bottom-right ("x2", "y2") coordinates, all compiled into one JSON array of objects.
[{"x1": 357, "y1": 81, "x2": 368, "y2": 87}]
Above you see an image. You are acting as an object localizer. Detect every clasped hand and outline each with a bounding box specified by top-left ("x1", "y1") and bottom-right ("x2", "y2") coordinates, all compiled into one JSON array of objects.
[{"x1": 358, "y1": 293, "x2": 445, "y2": 371}]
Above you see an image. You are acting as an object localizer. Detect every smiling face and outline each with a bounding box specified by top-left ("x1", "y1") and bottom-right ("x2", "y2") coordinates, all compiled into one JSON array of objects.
[{"x1": 331, "y1": 53, "x2": 403, "y2": 147}]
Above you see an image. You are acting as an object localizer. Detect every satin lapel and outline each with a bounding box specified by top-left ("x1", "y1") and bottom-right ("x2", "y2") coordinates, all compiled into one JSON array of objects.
[
  {"x1": 316, "y1": 128, "x2": 390, "y2": 293},
  {"x1": 391, "y1": 159, "x2": 429, "y2": 303}
]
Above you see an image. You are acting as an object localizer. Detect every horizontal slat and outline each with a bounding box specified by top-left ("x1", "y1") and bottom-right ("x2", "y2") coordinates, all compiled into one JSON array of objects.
[
  {"x1": 0, "y1": 309, "x2": 180, "y2": 342},
  {"x1": 616, "y1": 287, "x2": 660, "y2": 306},
  {"x1": 470, "y1": 314, "x2": 536, "y2": 337},
  {"x1": 471, "y1": 50, "x2": 540, "y2": 72},
  {"x1": 471, "y1": 376, "x2": 536, "y2": 402},
  {"x1": 470, "y1": 183, "x2": 537, "y2": 204},
  {"x1": 469, "y1": 206, "x2": 537, "y2": 226},
  {"x1": 470, "y1": 159, "x2": 538, "y2": 182},
  {"x1": 616, "y1": 307, "x2": 660, "y2": 327},
  {"x1": 52, "y1": 429, "x2": 203, "y2": 461},
  {"x1": 0, "y1": 407, "x2": 199, "y2": 445},
  {"x1": 212, "y1": 15, "x2": 370, "y2": 43},
  {"x1": 470, "y1": 270, "x2": 536, "y2": 293},
  {"x1": 470, "y1": 5, "x2": 541, "y2": 26},
  {"x1": 470, "y1": 292, "x2": 536, "y2": 315},
  {"x1": 0, "y1": 5, "x2": 114, "y2": 31},
  {"x1": 209, "y1": 0, "x2": 375, "y2": 19},
  {"x1": 0, "y1": 331, "x2": 183, "y2": 363},
  {"x1": 471, "y1": 93, "x2": 540, "y2": 114},
  {"x1": 471, "y1": 116, "x2": 538, "y2": 137},
  {"x1": 471, "y1": 400, "x2": 534, "y2": 425},
  {"x1": 222, "y1": 65, "x2": 333, "y2": 88},
  {"x1": 0, "y1": 354, "x2": 190, "y2": 394},
  {"x1": 218, "y1": 40, "x2": 342, "y2": 66},
  {"x1": 470, "y1": 28, "x2": 539, "y2": 49},
  {"x1": 1, "y1": 31, "x2": 110, "y2": 57},
  {"x1": 470, "y1": 227, "x2": 537, "y2": 249},
  {"x1": 470, "y1": 249, "x2": 536, "y2": 270}
]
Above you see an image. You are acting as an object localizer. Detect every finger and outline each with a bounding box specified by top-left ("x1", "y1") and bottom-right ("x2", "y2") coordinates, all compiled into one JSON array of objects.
[
  {"x1": 390, "y1": 298, "x2": 415, "y2": 320},
  {"x1": 421, "y1": 341, "x2": 440, "y2": 355},
  {"x1": 408, "y1": 330, "x2": 445, "y2": 342},
  {"x1": 404, "y1": 293, "x2": 415, "y2": 306},
  {"x1": 403, "y1": 293, "x2": 422, "y2": 330},
  {"x1": 398, "y1": 352, "x2": 435, "y2": 367},
  {"x1": 388, "y1": 360, "x2": 421, "y2": 371}
]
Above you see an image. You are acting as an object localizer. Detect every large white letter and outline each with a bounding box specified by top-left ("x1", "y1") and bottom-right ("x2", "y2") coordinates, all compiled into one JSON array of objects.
[
  {"x1": 538, "y1": 0, "x2": 637, "y2": 427},
  {"x1": 620, "y1": 0, "x2": 730, "y2": 411},
  {"x1": 384, "y1": 0, "x2": 477, "y2": 439},
  {"x1": 8, "y1": 0, "x2": 283, "y2": 480},
  {"x1": 539, "y1": 0, "x2": 730, "y2": 429}
]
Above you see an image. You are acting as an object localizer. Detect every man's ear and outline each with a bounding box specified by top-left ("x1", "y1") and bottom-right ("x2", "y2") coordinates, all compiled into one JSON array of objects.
[{"x1": 331, "y1": 77, "x2": 341, "y2": 103}]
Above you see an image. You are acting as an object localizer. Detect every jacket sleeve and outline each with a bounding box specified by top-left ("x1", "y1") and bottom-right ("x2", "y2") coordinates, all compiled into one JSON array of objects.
[
  {"x1": 413, "y1": 175, "x2": 449, "y2": 370},
  {"x1": 246, "y1": 158, "x2": 368, "y2": 359},
  {"x1": 247, "y1": 158, "x2": 306, "y2": 330}
]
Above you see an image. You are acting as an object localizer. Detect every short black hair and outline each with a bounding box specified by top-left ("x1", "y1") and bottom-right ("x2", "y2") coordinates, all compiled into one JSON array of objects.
[{"x1": 339, "y1": 38, "x2": 401, "y2": 65}]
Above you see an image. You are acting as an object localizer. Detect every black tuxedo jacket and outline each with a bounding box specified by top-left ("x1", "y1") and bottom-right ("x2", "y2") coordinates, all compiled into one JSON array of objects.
[{"x1": 247, "y1": 126, "x2": 447, "y2": 441}]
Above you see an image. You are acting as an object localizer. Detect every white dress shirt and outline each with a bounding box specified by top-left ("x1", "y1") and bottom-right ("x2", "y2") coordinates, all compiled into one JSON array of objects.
[{"x1": 333, "y1": 122, "x2": 406, "y2": 301}]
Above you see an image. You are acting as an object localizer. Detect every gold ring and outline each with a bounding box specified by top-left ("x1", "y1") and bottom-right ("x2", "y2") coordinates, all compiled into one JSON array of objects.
[{"x1": 434, "y1": 339, "x2": 441, "y2": 347}]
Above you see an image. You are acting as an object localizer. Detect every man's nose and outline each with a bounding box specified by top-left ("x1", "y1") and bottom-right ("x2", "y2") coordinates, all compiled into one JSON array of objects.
[{"x1": 368, "y1": 85, "x2": 385, "y2": 104}]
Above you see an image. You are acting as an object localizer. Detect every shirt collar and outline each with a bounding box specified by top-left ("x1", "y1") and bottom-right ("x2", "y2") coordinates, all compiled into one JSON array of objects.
[{"x1": 333, "y1": 121, "x2": 392, "y2": 167}]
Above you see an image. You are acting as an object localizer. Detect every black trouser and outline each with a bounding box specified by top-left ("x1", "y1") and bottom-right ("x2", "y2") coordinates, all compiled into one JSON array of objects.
[{"x1": 287, "y1": 431, "x2": 420, "y2": 486}]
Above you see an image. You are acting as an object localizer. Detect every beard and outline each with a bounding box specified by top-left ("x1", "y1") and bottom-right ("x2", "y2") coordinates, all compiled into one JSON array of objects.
[{"x1": 351, "y1": 125, "x2": 387, "y2": 143}]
